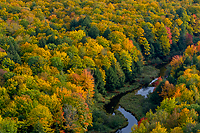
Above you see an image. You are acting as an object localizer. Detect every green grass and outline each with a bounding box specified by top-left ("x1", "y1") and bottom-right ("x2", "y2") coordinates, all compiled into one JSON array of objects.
[
  {"x1": 119, "y1": 93, "x2": 156, "y2": 121},
  {"x1": 135, "y1": 65, "x2": 160, "y2": 86},
  {"x1": 104, "y1": 82, "x2": 141, "y2": 104}
]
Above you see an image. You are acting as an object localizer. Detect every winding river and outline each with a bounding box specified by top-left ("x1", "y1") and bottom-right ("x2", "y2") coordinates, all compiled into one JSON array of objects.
[
  {"x1": 105, "y1": 64, "x2": 167, "y2": 133},
  {"x1": 115, "y1": 84, "x2": 155, "y2": 133}
]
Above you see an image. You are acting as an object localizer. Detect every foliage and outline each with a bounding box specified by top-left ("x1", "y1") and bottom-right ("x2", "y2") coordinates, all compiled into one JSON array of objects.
[{"x1": 0, "y1": 0, "x2": 199, "y2": 132}]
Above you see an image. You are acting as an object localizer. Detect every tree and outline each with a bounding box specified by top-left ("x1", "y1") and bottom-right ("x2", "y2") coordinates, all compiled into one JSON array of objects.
[
  {"x1": 27, "y1": 104, "x2": 53, "y2": 132},
  {"x1": 159, "y1": 81, "x2": 175, "y2": 99},
  {"x1": 6, "y1": 38, "x2": 21, "y2": 64},
  {"x1": 38, "y1": 38, "x2": 46, "y2": 48},
  {"x1": 93, "y1": 67, "x2": 106, "y2": 94},
  {"x1": 0, "y1": 87, "x2": 10, "y2": 110},
  {"x1": 119, "y1": 50, "x2": 132, "y2": 72},
  {"x1": 81, "y1": 15, "x2": 92, "y2": 29},
  {"x1": 114, "y1": 62, "x2": 125, "y2": 88},
  {"x1": 88, "y1": 25, "x2": 100, "y2": 39},
  {"x1": 0, "y1": 115, "x2": 18, "y2": 133},
  {"x1": 156, "y1": 98, "x2": 177, "y2": 114},
  {"x1": 70, "y1": 19, "x2": 78, "y2": 30},
  {"x1": 105, "y1": 66, "x2": 118, "y2": 91},
  {"x1": 150, "y1": 122, "x2": 167, "y2": 133},
  {"x1": 1, "y1": 58, "x2": 15, "y2": 71},
  {"x1": 27, "y1": 56, "x2": 47, "y2": 75},
  {"x1": 50, "y1": 57, "x2": 64, "y2": 71},
  {"x1": 102, "y1": 27, "x2": 111, "y2": 39},
  {"x1": 108, "y1": 31, "x2": 126, "y2": 44}
]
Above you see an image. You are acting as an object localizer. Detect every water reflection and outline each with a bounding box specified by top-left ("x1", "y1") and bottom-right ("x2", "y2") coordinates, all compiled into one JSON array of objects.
[
  {"x1": 136, "y1": 87, "x2": 155, "y2": 98},
  {"x1": 116, "y1": 79, "x2": 157, "y2": 133},
  {"x1": 116, "y1": 106, "x2": 138, "y2": 133}
]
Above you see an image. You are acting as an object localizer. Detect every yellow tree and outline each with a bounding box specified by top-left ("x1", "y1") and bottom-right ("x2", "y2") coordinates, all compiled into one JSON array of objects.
[
  {"x1": 150, "y1": 122, "x2": 167, "y2": 133},
  {"x1": 159, "y1": 80, "x2": 175, "y2": 99},
  {"x1": 26, "y1": 104, "x2": 53, "y2": 132}
]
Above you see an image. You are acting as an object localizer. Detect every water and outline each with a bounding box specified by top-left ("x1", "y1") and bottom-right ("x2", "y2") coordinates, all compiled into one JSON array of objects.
[
  {"x1": 116, "y1": 106, "x2": 138, "y2": 133},
  {"x1": 136, "y1": 87, "x2": 155, "y2": 98},
  {"x1": 115, "y1": 85, "x2": 156, "y2": 133},
  {"x1": 135, "y1": 78, "x2": 158, "y2": 98},
  {"x1": 106, "y1": 64, "x2": 168, "y2": 133}
]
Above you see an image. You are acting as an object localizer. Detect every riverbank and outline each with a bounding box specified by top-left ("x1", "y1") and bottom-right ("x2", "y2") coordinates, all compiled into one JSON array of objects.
[
  {"x1": 104, "y1": 65, "x2": 160, "y2": 104},
  {"x1": 119, "y1": 93, "x2": 156, "y2": 121},
  {"x1": 88, "y1": 65, "x2": 160, "y2": 133},
  {"x1": 118, "y1": 64, "x2": 168, "y2": 126}
]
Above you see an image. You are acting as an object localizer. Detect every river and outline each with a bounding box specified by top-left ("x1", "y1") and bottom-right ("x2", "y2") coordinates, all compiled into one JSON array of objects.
[
  {"x1": 105, "y1": 64, "x2": 168, "y2": 133},
  {"x1": 115, "y1": 84, "x2": 155, "y2": 133}
]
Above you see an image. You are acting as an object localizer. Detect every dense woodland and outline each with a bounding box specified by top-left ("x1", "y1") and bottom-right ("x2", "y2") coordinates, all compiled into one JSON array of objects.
[{"x1": 0, "y1": 0, "x2": 200, "y2": 132}]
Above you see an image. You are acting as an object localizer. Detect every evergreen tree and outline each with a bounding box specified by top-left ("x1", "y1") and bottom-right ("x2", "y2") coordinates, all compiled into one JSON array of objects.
[
  {"x1": 70, "y1": 19, "x2": 78, "y2": 30},
  {"x1": 93, "y1": 67, "x2": 106, "y2": 94},
  {"x1": 81, "y1": 15, "x2": 92, "y2": 29},
  {"x1": 178, "y1": 25, "x2": 186, "y2": 50},
  {"x1": 47, "y1": 34, "x2": 56, "y2": 44},
  {"x1": 170, "y1": 40, "x2": 179, "y2": 54},
  {"x1": 153, "y1": 40, "x2": 162, "y2": 58},
  {"x1": 88, "y1": 25, "x2": 99, "y2": 39},
  {"x1": 32, "y1": 121, "x2": 45, "y2": 133},
  {"x1": 6, "y1": 38, "x2": 22, "y2": 64},
  {"x1": 63, "y1": 36, "x2": 73, "y2": 46},
  {"x1": 143, "y1": 25, "x2": 155, "y2": 58},
  {"x1": 105, "y1": 66, "x2": 117, "y2": 92},
  {"x1": 143, "y1": 25, "x2": 154, "y2": 45},
  {"x1": 50, "y1": 57, "x2": 64, "y2": 71},
  {"x1": 35, "y1": 26, "x2": 41, "y2": 36},
  {"x1": 44, "y1": 28, "x2": 53, "y2": 36},
  {"x1": 13, "y1": 53, "x2": 22, "y2": 64},
  {"x1": 102, "y1": 27, "x2": 111, "y2": 39},
  {"x1": 176, "y1": 7, "x2": 184, "y2": 18},
  {"x1": 113, "y1": 62, "x2": 125, "y2": 89},
  {"x1": 78, "y1": 17, "x2": 84, "y2": 26},
  {"x1": 39, "y1": 38, "x2": 46, "y2": 48},
  {"x1": 80, "y1": 36, "x2": 87, "y2": 44},
  {"x1": 150, "y1": 80, "x2": 166, "y2": 105},
  {"x1": 55, "y1": 36, "x2": 62, "y2": 46}
]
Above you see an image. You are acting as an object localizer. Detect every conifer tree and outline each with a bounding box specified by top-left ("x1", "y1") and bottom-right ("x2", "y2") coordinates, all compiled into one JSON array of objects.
[
  {"x1": 103, "y1": 27, "x2": 111, "y2": 39},
  {"x1": 93, "y1": 67, "x2": 106, "y2": 94},
  {"x1": 39, "y1": 38, "x2": 46, "y2": 48},
  {"x1": 105, "y1": 66, "x2": 117, "y2": 92},
  {"x1": 70, "y1": 19, "x2": 78, "y2": 30},
  {"x1": 88, "y1": 25, "x2": 99, "y2": 39},
  {"x1": 81, "y1": 16, "x2": 92, "y2": 29}
]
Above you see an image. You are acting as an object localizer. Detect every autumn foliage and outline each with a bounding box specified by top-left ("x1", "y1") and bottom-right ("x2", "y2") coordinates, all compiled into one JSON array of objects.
[{"x1": 0, "y1": 0, "x2": 199, "y2": 132}]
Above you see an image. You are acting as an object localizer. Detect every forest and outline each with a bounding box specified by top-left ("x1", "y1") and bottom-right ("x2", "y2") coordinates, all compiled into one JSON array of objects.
[{"x1": 0, "y1": 0, "x2": 200, "y2": 132}]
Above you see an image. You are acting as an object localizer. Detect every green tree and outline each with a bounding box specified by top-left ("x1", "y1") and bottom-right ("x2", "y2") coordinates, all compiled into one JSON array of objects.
[
  {"x1": 81, "y1": 15, "x2": 92, "y2": 29},
  {"x1": 27, "y1": 56, "x2": 47, "y2": 75},
  {"x1": 105, "y1": 66, "x2": 118, "y2": 92},
  {"x1": 93, "y1": 67, "x2": 106, "y2": 94},
  {"x1": 113, "y1": 62, "x2": 125, "y2": 88},
  {"x1": 50, "y1": 57, "x2": 64, "y2": 71},
  {"x1": 88, "y1": 25, "x2": 100, "y2": 39},
  {"x1": 0, "y1": 116, "x2": 18, "y2": 133},
  {"x1": 102, "y1": 27, "x2": 111, "y2": 39},
  {"x1": 39, "y1": 38, "x2": 46, "y2": 48}
]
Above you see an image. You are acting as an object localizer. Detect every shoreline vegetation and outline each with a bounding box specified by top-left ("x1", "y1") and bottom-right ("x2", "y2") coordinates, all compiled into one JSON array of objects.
[{"x1": 94, "y1": 65, "x2": 161, "y2": 133}]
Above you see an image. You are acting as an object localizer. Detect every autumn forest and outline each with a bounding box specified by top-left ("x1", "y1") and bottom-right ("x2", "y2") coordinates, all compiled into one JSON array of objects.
[{"x1": 0, "y1": 0, "x2": 200, "y2": 132}]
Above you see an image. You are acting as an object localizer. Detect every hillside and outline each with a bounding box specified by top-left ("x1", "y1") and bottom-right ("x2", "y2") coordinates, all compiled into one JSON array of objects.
[{"x1": 0, "y1": 0, "x2": 199, "y2": 132}]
